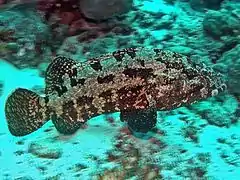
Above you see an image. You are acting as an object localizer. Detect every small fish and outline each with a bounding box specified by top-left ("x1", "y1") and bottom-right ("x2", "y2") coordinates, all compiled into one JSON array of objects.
[{"x1": 4, "y1": 47, "x2": 226, "y2": 136}]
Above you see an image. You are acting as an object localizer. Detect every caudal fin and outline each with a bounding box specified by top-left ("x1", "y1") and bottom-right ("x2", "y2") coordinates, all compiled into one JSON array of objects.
[{"x1": 4, "y1": 88, "x2": 49, "y2": 136}]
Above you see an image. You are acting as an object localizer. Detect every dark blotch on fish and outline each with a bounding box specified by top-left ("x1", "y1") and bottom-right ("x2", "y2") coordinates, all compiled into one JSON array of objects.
[
  {"x1": 89, "y1": 59, "x2": 102, "y2": 71},
  {"x1": 122, "y1": 68, "x2": 154, "y2": 79},
  {"x1": 97, "y1": 74, "x2": 115, "y2": 84}
]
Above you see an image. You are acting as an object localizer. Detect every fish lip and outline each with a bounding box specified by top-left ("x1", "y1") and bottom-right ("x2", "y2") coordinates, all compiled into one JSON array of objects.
[
  {"x1": 210, "y1": 78, "x2": 227, "y2": 97},
  {"x1": 199, "y1": 68, "x2": 227, "y2": 97}
]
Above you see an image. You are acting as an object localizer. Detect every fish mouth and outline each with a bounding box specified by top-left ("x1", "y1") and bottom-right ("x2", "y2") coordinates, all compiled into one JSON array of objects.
[
  {"x1": 210, "y1": 83, "x2": 227, "y2": 97},
  {"x1": 208, "y1": 71, "x2": 227, "y2": 97},
  {"x1": 195, "y1": 63, "x2": 227, "y2": 98}
]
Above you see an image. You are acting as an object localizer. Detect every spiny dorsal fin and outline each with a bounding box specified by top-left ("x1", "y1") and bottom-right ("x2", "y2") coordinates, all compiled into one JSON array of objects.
[
  {"x1": 45, "y1": 56, "x2": 85, "y2": 97},
  {"x1": 44, "y1": 48, "x2": 141, "y2": 97}
]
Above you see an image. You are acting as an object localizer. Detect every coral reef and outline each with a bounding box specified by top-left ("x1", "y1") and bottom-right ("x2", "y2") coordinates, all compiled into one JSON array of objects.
[
  {"x1": 95, "y1": 127, "x2": 163, "y2": 179},
  {"x1": 36, "y1": 0, "x2": 134, "y2": 56},
  {"x1": 217, "y1": 134, "x2": 240, "y2": 167},
  {"x1": 0, "y1": 0, "x2": 135, "y2": 69},
  {"x1": 80, "y1": 0, "x2": 133, "y2": 20},
  {"x1": 0, "y1": 10, "x2": 51, "y2": 68},
  {"x1": 28, "y1": 142, "x2": 62, "y2": 159},
  {"x1": 190, "y1": 94, "x2": 239, "y2": 127},
  {"x1": 218, "y1": 45, "x2": 240, "y2": 96},
  {"x1": 203, "y1": 9, "x2": 240, "y2": 40}
]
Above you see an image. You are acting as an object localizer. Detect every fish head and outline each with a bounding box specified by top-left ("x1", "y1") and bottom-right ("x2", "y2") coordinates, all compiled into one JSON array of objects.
[
  {"x1": 151, "y1": 53, "x2": 227, "y2": 109},
  {"x1": 183, "y1": 61, "x2": 227, "y2": 99}
]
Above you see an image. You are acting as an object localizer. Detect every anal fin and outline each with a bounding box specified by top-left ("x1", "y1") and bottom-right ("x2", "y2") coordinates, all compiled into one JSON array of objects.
[
  {"x1": 120, "y1": 108, "x2": 157, "y2": 133},
  {"x1": 51, "y1": 115, "x2": 85, "y2": 135},
  {"x1": 51, "y1": 100, "x2": 86, "y2": 135}
]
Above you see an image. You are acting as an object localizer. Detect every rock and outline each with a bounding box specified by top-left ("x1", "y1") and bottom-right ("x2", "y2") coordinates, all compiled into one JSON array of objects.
[
  {"x1": 218, "y1": 134, "x2": 240, "y2": 167},
  {"x1": 137, "y1": 12, "x2": 174, "y2": 30},
  {"x1": 212, "y1": 36, "x2": 240, "y2": 63},
  {"x1": 71, "y1": 163, "x2": 88, "y2": 172},
  {"x1": 0, "y1": 10, "x2": 51, "y2": 68},
  {"x1": 227, "y1": 50, "x2": 240, "y2": 96},
  {"x1": 152, "y1": 14, "x2": 174, "y2": 30},
  {"x1": 218, "y1": 44, "x2": 240, "y2": 95},
  {"x1": 168, "y1": 45, "x2": 193, "y2": 55},
  {"x1": 203, "y1": 10, "x2": 240, "y2": 39},
  {"x1": 182, "y1": 124, "x2": 199, "y2": 143},
  {"x1": 80, "y1": 0, "x2": 133, "y2": 20},
  {"x1": 163, "y1": 0, "x2": 177, "y2": 5},
  {"x1": 190, "y1": 0, "x2": 224, "y2": 11},
  {"x1": 0, "y1": 82, "x2": 3, "y2": 96},
  {"x1": 28, "y1": 142, "x2": 62, "y2": 159},
  {"x1": 191, "y1": 95, "x2": 239, "y2": 127},
  {"x1": 14, "y1": 177, "x2": 33, "y2": 180}
]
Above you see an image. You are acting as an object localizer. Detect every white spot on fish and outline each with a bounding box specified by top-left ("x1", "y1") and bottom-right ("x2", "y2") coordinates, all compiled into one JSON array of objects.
[{"x1": 211, "y1": 89, "x2": 218, "y2": 96}]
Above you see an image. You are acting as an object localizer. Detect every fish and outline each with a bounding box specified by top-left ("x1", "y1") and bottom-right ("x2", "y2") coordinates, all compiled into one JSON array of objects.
[{"x1": 4, "y1": 47, "x2": 227, "y2": 136}]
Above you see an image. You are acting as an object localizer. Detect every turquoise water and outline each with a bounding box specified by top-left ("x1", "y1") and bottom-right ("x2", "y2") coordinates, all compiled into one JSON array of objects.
[{"x1": 0, "y1": 0, "x2": 239, "y2": 179}]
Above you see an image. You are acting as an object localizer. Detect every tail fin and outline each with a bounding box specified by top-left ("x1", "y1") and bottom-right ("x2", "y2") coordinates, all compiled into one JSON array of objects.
[{"x1": 4, "y1": 88, "x2": 49, "y2": 136}]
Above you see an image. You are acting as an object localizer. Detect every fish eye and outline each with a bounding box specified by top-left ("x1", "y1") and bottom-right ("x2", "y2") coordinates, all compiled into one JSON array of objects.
[
  {"x1": 211, "y1": 89, "x2": 218, "y2": 96},
  {"x1": 220, "y1": 84, "x2": 227, "y2": 91}
]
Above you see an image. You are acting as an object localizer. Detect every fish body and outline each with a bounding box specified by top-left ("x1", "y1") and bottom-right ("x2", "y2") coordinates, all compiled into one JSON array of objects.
[{"x1": 5, "y1": 47, "x2": 226, "y2": 136}]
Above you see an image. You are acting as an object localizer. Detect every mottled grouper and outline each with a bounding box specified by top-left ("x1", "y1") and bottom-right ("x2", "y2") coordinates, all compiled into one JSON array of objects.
[{"x1": 5, "y1": 47, "x2": 226, "y2": 136}]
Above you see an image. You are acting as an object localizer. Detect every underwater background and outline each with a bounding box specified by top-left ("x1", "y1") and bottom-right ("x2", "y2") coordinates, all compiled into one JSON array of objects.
[{"x1": 0, "y1": 0, "x2": 240, "y2": 179}]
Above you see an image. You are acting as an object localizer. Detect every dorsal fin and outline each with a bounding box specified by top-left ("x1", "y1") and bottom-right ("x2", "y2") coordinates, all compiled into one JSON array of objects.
[
  {"x1": 44, "y1": 48, "x2": 139, "y2": 97},
  {"x1": 45, "y1": 56, "x2": 85, "y2": 97}
]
